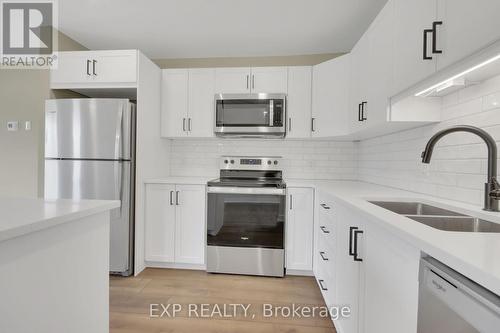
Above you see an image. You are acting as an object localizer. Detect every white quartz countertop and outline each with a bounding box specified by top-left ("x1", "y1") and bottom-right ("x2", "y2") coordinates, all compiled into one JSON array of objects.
[
  {"x1": 288, "y1": 179, "x2": 500, "y2": 296},
  {"x1": 0, "y1": 197, "x2": 120, "y2": 243}
]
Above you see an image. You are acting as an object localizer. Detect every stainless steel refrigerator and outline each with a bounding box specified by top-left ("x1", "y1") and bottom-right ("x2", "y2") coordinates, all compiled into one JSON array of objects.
[{"x1": 44, "y1": 98, "x2": 136, "y2": 276}]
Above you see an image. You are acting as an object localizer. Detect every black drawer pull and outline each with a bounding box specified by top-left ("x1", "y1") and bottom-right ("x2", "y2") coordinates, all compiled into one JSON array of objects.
[
  {"x1": 320, "y1": 226, "x2": 330, "y2": 234},
  {"x1": 432, "y1": 21, "x2": 443, "y2": 54},
  {"x1": 319, "y1": 251, "x2": 329, "y2": 261},
  {"x1": 318, "y1": 279, "x2": 328, "y2": 291},
  {"x1": 320, "y1": 203, "x2": 331, "y2": 210}
]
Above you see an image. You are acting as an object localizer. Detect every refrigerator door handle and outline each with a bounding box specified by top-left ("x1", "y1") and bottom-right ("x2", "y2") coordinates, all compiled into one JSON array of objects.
[
  {"x1": 115, "y1": 107, "x2": 124, "y2": 160},
  {"x1": 112, "y1": 162, "x2": 124, "y2": 219}
]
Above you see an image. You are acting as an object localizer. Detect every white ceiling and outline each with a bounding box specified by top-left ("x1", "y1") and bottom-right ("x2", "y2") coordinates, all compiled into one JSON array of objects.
[{"x1": 59, "y1": 0, "x2": 388, "y2": 59}]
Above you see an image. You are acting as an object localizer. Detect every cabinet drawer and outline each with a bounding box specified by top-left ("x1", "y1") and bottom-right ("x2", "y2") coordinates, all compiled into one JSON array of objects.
[
  {"x1": 315, "y1": 262, "x2": 335, "y2": 307},
  {"x1": 316, "y1": 232, "x2": 335, "y2": 277}
]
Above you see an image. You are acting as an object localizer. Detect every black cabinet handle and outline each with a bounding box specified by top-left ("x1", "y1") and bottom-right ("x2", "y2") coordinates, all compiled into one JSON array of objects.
[
  {"x1": 175, "y1": 191, "x2": 180, "y2": 205},
  {"x1": 92, "y1": 60, "x2": 97, "y2": 75},
  {"x1": 353, "y1": 230, "x2": 364, "y2": 262},
  {"x1": 358, "y1": 103, "x2": 362, "y2": 121},
  {"x1": 311, "y1": 118, "x2": 316, "y2": 132},
  {"x1": 321, "y1": 204, "x2": 331, "y2": 210},
  {"x1": 432, "y1": 21, "x2": 443, "y2": 54},
  {"x1": 318, "y1": 279, "x2": 328, "y2": 291},
  {"x1": 86, "y1": 60, "x2": 91, "y2": 75},
  {"x1": 319, "y1": 251, "x2": 329, "y2": 261},
  {"x1": 169, "y1": 191, "x2": 174, "y2": 205},
  {"x1": 361, "y1": 101, "x2": 367, "y2": 121},
  {"x1": 320, "y1": 226, "x2": 330, "y2": 234},
  {"x1": 349, "y1": 226, "x2": 358, "y2": 256},
  {"x1": 423, "y1": 29, "x2": 433, "y2": 60},
  {"x1": 289, "y1": 194, "x2": 293, "y2": 210}
]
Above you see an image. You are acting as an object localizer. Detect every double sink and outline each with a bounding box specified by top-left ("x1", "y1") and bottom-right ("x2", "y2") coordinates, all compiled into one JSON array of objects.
[{"x1": 369, "y1": 201, "x2": 500, "y2": 233}]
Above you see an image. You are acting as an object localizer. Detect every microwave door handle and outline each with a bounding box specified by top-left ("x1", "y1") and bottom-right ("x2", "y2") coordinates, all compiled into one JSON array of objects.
[{"x1": 269, "y1": 100, "x2": 274, "y2": 126}]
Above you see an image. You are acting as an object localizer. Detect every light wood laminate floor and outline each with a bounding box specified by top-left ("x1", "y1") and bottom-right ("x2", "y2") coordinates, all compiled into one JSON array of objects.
[{"x1": 110, "y1": 268, "x2": 337, "y2": 333}]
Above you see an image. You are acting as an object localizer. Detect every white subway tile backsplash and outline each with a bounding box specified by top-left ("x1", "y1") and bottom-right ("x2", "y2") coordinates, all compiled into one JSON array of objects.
[
  {"x1": 358, "y1": 74, "x2": 500, "y2": 206},
  {"x1": 169, "y1": 139, "x2": 357, "y2": 180}
]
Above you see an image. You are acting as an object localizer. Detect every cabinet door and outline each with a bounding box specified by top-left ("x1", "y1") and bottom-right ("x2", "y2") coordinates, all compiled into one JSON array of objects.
[
  {"x1": 188, "y1": 68, "x2": 215, "y2": 137},
  {"x1": 51, "y1": 50, "x2": 137, "y2": 86},
  {"x1": 92, "y1": 50, "x2": 137, "y2": 83},
  {"x1": 144, "y1": 184, "x2": 176, "y2": 262},
  {"x1": 366, "y1": 0, "x2": 395, "y2": 127},
  {"x1": 349, "y1": 35, "x2": 370, "y2": 133},
  {"x1": 250, "y1": 67, "x2": 288, "y2": 93},
  {"x1": 174, "y1": 185, "x2": 206, "y2": 265},
  {"x1": 286, "y1": 187, "x2": 314, "y2": 271},
  {"x1": 436, "y1": 0, "x2": 500, "y2": 70},
  {"x1": 50, "y1": 52, "x2": 94, "y2": 85},
  {"x1": 161, "y1": 69, "x2": 188, "y2": 137},
  {"x1": 334, "y1": 206, "x2": 362, "y2": 333},
  {"x1": 286, "y1": 67, "x2": 312, "y2": 139},
  {"x1": 363, "y1": 222, "x2": 420, "y2": 333},
  {"x1": 312, "y1": 54, "x2": 350, "y2": 137},
  {"x1": 215, "y1": 67, "x2": 251, "y2": 93},
  {"x1": 393, "y1": 0, "x2": 437, "y2": 94}
]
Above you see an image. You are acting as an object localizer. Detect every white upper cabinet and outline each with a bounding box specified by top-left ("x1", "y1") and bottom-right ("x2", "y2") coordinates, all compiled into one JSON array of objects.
[
  {"x1": 188, "y1": 68, "x2": 216, "y2": 137},
  {"x1": 366, "y1": 0, "x2": 396, "y2": 127},
  {"x1": 250, "y1": 67, "x2": 288, "y2": 93},
  {"x1": 436, "y1": 0, "x2": 500, "y2": 70},
  {"x1": 50, "y1": 50, "x2": 137, "y2": 88},
  {"x1": 286, "y1": 66, "x2": 312, "y2": 139},
  {"x1": 349, "y1": 33, "x2": 370, "y2": 133},
  {"x1": 286, "y1": 187, "x2": 314, "y2": 271},
  {"x1": 392, "y1": 0, "x2": 437, "y2": 94},
  {"x1": 161, "y1": 69, "x2": 189, "y2": 137},
  {"x1": 214, "y1": 67, "x2": 288, "y2": 94},
  {"x1": 161, "y1": 68, "x2": 216, "y2": 138},
  {"x1": 174, "y1": 185, "x2": 206, "y2": 265},
  {"x1": 215, "y1": 67, "x2": 251, "y2": 93},
  {"x1": 312, "y1": 54, "x2": 351, "y2": 137}
]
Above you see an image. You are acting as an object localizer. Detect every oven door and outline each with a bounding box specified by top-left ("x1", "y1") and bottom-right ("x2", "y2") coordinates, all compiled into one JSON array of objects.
[
  {"x1": 206, "y1": 186, "x2": 286, "y2": 249},
  {"x1": 214, "y1": 93, "x2": 285, "y2": 137}
]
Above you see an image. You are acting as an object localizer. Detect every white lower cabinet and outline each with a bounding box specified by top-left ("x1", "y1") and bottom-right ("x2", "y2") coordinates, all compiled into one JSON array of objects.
[
  {"x1": 286, "y1": 187, "x2": 314, "y2": 271},
  {"x1": 362, "y1": 222, "x2": 420, "y2": 333},
  {"x1": 144, "y1": 183, "x2": 206, "y2": 266},
  {"x1": 313, "y1": 192, "x2": 421, "y2": 333}
]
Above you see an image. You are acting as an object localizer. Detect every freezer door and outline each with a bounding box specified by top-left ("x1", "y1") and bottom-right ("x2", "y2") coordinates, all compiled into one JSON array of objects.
[
  {"x1": 45, "y1": 99, "x2": 133, "y2": 160},
  {"x1": 44, "y1": 159, "x2": 133, "y2": 274}
]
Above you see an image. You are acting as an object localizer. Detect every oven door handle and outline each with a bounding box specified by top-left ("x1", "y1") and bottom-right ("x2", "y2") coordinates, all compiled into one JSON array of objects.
[{"x1": 207, "y1": 186, "x2": 286, "y2": 195}]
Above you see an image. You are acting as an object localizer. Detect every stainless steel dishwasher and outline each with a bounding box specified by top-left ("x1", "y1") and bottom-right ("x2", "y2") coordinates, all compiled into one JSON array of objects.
[{"x1": 418, "y1": 257, "x2": 500, "y2": 333}]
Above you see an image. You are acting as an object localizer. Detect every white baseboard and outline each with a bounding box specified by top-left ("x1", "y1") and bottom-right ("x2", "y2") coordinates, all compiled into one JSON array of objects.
[
  {"x1": 145, "y1": 261, "x2": 206, "y2": 271},
  {"x1": 286, "y1": 269, "x2": 314, "y2": 276}
]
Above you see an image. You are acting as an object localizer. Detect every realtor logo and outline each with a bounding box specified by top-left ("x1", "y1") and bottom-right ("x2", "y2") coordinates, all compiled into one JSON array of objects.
[{"x1": 1, "y1": 0, "x2": 57, "y2": 68}]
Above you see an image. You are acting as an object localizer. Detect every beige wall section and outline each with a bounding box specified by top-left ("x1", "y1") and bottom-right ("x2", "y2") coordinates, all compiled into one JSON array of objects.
[
  {"x1": 0, "y1": 31, "x2": 87, "y2": 197},
  {"x1": 153, "y1": 53, "x2": 343, "y2": 68}
]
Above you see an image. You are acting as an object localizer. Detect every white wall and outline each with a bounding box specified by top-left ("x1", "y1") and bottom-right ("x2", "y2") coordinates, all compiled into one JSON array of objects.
[
  {"x1": 358, "y1": 74, "x2": 500, "y2": 206},
  {"x1": 169, "y1": 139, "x2": 357, "y2": 180}
]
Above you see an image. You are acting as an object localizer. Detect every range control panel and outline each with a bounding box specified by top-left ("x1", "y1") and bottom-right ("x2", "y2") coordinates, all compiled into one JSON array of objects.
[{"x1": 220, "y1": 156, "x2": 282, "y2": 170}]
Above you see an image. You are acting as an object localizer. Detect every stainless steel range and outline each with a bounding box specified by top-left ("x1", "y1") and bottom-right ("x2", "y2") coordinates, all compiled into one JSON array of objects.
[{"x1": 206, "y1": 156, "x2": 286, "y2": 277}]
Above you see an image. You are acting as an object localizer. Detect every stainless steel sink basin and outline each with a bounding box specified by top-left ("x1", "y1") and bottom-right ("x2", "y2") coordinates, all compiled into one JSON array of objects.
[
  {"x1": 369, "y1": 201, "x2": 466, "y2": 216},
  {"x1": 407, "y1": 216, "x2": 500, "y2": 233},
  {"x1": 368, "y1": 201, "x2": 500, "y2": 233}
]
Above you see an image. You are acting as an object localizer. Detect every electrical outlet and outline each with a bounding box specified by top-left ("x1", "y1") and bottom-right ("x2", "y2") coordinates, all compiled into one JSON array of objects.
[{"x1": 7, "y1": 121, "x2": 18, "y2": 131}]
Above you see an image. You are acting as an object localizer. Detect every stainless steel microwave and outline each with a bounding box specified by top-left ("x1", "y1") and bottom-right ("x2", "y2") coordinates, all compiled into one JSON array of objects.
[{"x1": 214, "y1": 93, "x2": 286, "y2": 138}]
